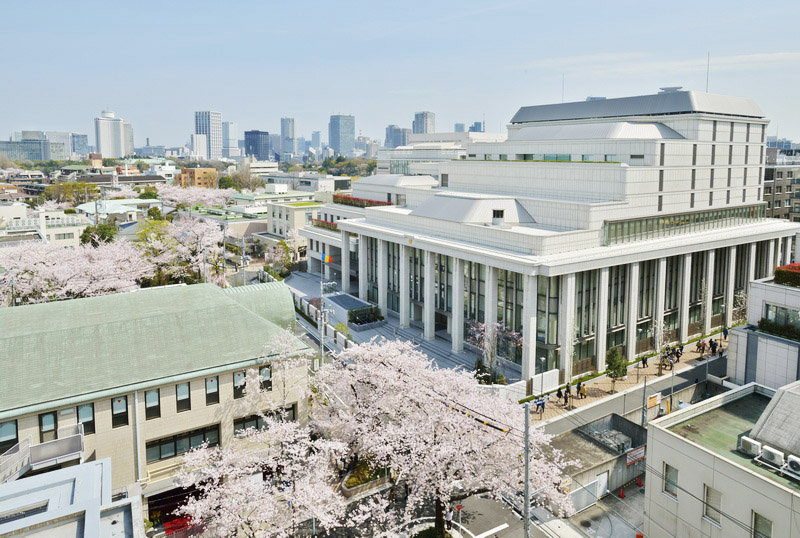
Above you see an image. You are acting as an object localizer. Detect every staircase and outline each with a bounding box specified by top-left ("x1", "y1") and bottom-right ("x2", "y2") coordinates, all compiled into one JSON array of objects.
[{"x1": 0, "y1": 424, "x2": 84, "y2": 484}]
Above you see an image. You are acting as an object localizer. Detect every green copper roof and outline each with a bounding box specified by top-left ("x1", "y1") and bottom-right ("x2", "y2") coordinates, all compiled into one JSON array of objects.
[{"x1": 0, "y1": 283, "x2": 305, "y2": 415}]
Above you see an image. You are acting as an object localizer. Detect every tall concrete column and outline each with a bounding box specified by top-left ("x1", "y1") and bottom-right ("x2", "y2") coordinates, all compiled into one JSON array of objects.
[
  {"x1": 520, "y1": 274, "x2": 538, "y2": 379},
  {"x1": 377, "y1": 239, "x2": 388, "y2": 316},
  {"x1": 358, "y1": 234, "x2": 368, "y2": 300},
  {"x1": 784, "y1": 236, "x2": 793, "y2": 266},
  {"x1": 625, "y1": 262, "x2": 640, "y2": 361},
  {"x1": 340, "y1": 230, "x2": 350, "y2": 293},
  {"x1": 558, "y1": 273, "x2": 576, "y2": 381},
  {"x1": 423, "y1": 250, "x2": 435, "y2": 340},
  {"x1": 451, "y1": 258, "x2": 465, "y2": 353},
  {"x1": 767, "y1": 239, "x2": 776, "y2": 277},
  {"x1": 748, "y1": 242, "x2": 757, "y2": 283},
  {"x1": 795, "y1": 233, "x2": 800, "y2": 264},
  {"x1": 323, "y1": 244, "x2": 331, "y2": 280},
  {"x1": 724, "y1": 246, "x2": 736, "y2": 328},
  {"x1": 595, "y1": 268, "x2": 610, "y2": 372},
  {"x1": 679, "y1": 253, "x2": 692, "y2": 342},
  {"x1": 484, "y1": 266, "x2": 498, "y2": 326},
  {"x1": 703, "y1": 250, "x2": 715, "y2": 335},
  {"x1": 654, "y1": 257, "x2": 667, "y2": 346},
  {"x1": 399, "y1": 244, "x2": 410, "y2": 328}
]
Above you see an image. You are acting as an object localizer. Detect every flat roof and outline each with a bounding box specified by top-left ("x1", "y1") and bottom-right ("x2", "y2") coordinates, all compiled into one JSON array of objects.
[
  {"x1": 551, "y1": 430, "x2": 618, "y2": 475},
  {"x1": 668, "y1": 393, "x2": 800, "y2": 492},
  {"x1": 0, "y1": 283, "x2": 306, "y2": 416}
]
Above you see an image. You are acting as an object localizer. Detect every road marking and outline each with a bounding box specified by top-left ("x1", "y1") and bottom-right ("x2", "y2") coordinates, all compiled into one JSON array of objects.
[{"x1": 475, "y1": 523, "x2": 509, "y2": 538}]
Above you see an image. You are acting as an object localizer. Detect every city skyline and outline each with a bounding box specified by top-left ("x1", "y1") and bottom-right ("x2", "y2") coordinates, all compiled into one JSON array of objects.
[{"x1": 2, "y1": 0, "x2": 799, "y2": 146}]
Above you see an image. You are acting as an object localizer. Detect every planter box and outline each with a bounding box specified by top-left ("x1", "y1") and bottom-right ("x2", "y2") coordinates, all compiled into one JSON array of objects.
[
  {"x1": 348, "y1": 319, "x2": 387, "y2": 332},
  {"x1": 340, "y1": 472, "x2": 391, "y2": 498}
]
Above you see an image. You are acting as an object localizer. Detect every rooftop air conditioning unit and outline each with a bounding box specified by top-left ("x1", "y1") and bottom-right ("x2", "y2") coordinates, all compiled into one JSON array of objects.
[
  {"x1": 761, "y1": 445, "x2": 785, "y2": 467},
  {"x1": 787, "y1": 455, "x2": 800, "y2": 474},
  {"x1": 739, "y1": 436, "x2": 761, "y2": 457}
]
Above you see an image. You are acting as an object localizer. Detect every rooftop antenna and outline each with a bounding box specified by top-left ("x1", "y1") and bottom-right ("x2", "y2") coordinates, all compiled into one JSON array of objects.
[
  {"x1": 705, "y1": 52, "x2": 710, "y2": 93},
  {"x1": 561, "y1": 74, "x2": 565, "y2": 103}
]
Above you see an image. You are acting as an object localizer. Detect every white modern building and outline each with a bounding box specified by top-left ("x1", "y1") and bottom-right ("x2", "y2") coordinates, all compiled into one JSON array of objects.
[
  {"x1": 412, "y1": 111, "x2": 435, "y2": 134},
  {"x1": 195, "y1": 111, "x2": 222, "y2": 161},
  {"x1": 304, "y1": 89, "x2": 800, "y2": 382},
  {"x1": 377, "y1": 132, "x2": 507, "y2": 175},
  {"x1": 190, "y1": 133, "x2": 208, "y2": 161},
  {"x1": 95, "y1": 110, "x2": 133, "y2": 159},
  {"x1": 727, "y1": 274, "x2": 800, "y2": 388},
  {"x1": 643, "y1": 381, "x2": 800, "y2": 538},
  {"x1": 223, "y1": 121, "x2": 240, "y2": 158}
]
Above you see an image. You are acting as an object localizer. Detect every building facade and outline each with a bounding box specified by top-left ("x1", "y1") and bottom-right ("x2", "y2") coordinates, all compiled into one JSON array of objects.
[
  {"x1": 195, "y1": 111, "x2": 223, "y2": 161},
  {"x1": 764, "y1": 165, "x2": 794, "y2": 219},
  {"x1": 174, "y1": 167, "x2": 217, "y2": 188},
  {"x1": 412, "y1": 111, "x2": 435, "y2": 134},
  {"x1": 385, "y1": 124, "x2": 410, "y2": 149},
  {"x1": 281, "y1": 117, "x2": 296, "y2": 157},
  {"x1": 329, "y1": 115, "x2": 355, "y2": 156},
  {"x1": 244, "y1": 130, "x2": 271, "y2": 161},
  {"x1": 95, "y1": 110, "x2": 133, "y2": 159},
  {"x1": 304, "y1": 90, "x2": 800, "y2": 383},
  {"x1": 222, "y1": 121, "x2": 239, "y2": 158}
]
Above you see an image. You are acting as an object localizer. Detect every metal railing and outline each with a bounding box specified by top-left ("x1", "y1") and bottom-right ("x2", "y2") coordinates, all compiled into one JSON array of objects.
[
  {"x1": 29, "y1": 423, "x2": 84, "y2": 470},
  {"x1": 0, "y1": 438, "x2": 31, "y2": 484}
]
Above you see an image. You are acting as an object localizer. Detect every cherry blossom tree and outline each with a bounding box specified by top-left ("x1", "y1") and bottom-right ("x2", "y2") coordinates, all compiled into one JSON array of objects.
[
  {"x1": 35, "y1": 199, "x2": 72, "y2": 211},
  {"x1": 467, "y1": 320, "x2": 522, "y2": 384},
  {"x1": 107, "y1": 186, "x2": 140, "y2": 199},
  {"x1": 0, "y1": 240, "x2": 154, "y2": 306},
  {"x1": 313, "y1": 340, "x2": 571, "y2": 536},
  {"x1": 156, "y1": 184, "x2": 236, "y2": 207}
]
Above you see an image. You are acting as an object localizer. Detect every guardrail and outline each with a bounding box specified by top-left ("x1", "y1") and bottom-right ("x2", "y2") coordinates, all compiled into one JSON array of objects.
[{"x1": 0, "y1": 438, "x2": 31, "y2": 484}]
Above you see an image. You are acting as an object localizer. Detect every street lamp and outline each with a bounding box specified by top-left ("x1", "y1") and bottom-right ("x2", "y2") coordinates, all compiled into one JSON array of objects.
[
  {"x1": 670, "y1": 356, "x2": 676, "y2": 411},
  {"x1": 538, "y1": 357, "x2": 546, "y2": 416}
]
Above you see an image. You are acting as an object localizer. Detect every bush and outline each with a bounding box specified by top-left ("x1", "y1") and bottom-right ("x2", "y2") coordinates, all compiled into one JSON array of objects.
[
  {"x1": 348, "y1": 305, "x2": 383, "y2": 325},
  {"x1": 344, "y1": 458, "x2": 386, "y2": 488},
  {"x1": 334, "y1": 322, "x2": 351, "y2": 339},
  {"x1": 774, "y1": 264, "x2": 800, "y2": 288},
  {"x1": 758, "y1": 317, "x2": 800, "y2": 341},
  {"x1": 64, "y1": 208, "x2": 76, "y2": 214}
]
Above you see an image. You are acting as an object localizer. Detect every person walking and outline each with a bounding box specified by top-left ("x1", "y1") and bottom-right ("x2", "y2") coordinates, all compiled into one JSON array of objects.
[
  {"x1": 563, "y1": 385, "x2": 570, "y2": 406},
  {"x1": 710, "y1": 339, "x2": 718, "y2": 356},
  {"x1": 642, "y1": 354, "x2": 649, "y2": 368},
  {"x1": 445, "y1": 507, "x2": 453, "y2": 530},
  {"x1": 576, "y1": 381, "x2": 582, "y2": 399},
  {"x1": 580, "y1": 383, "x2": 587, "y2": 399},
  {"x1": 556, "y1": 386, "x2": 563, "y2": 404},
  {"x1": 723, "y1": 327, "x2": 729, "y2": 341}
]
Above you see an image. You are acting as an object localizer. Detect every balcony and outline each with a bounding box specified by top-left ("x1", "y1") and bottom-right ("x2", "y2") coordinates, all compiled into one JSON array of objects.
[{"x1": 0, "y1": 424, "x2": 84, "y2": 483}]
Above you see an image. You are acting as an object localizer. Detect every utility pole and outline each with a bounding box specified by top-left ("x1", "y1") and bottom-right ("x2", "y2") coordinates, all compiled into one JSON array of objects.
[
  {"x1": 641, "y1": 375, "x2": 648, "y2": 427},
  {"x1": 670, "y1": 358, "x2": 676, "y2": 411},
  {"x1": 523, "y1": 402, "x2": 531, "y2": 538}
]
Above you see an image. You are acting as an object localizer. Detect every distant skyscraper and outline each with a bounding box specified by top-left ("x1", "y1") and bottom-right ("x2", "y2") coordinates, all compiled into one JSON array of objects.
[
  {"x1": 44, "y1": 132, "x2": 72, "y2": 160},
  {"x1": 281, "y1": 117, "x2": 296, "y2": 155},
  {"x1": 195, "y1": 111, "x2": 223, "y2": 160},
  {"x1": 222, "y1": 122, "x2": 240, "y2": 157},
  {"x1": 329, "y1": 115, "x2": 355, "y2": 156},
  {"x1": 412, "y1": 111, "x2": 435, "y2": 134},
  {"x1": 468, "y1": 121, "x2": 485, "y2": 133},
  {"x1": 71, "y1": 134, "x2": 88, "y2": 156},
  {"x1": 311, "y1": 131, "x2": 321, "y2": 149},
  {"x1": 244, "y1": 130, "x2": 271, "y2": 161},
  {"x1": 94, "y1": 110, "x2": 132, "y2": 158},
  {"x1": 384, "y1": 125, "x2": 409, "y2": 148},
  {"x1": 454, "y1": 123, "x2": 465, "y2": 133},
  {"x1": 191, "y1": 134, "x2": 208, "y2": 160}
]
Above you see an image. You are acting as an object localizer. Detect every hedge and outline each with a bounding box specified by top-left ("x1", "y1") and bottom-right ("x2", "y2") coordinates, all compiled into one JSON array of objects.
[
  {"x1": 758, "y1": 317, "x2": 800, "y2": 342},
  {"x1": 775, "y1": 264, "x2": 800, "y2": 288}
]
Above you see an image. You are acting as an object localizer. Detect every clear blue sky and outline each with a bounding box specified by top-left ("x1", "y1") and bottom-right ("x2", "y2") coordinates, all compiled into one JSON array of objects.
[{"x1": 3, "y1": 0, "x2": 799, "y2": 147}]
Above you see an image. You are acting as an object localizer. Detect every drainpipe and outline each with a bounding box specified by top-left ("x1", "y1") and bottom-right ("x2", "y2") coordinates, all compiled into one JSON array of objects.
[{"x1": 133, "y1": 390, "x2": 143, "y2": 481}]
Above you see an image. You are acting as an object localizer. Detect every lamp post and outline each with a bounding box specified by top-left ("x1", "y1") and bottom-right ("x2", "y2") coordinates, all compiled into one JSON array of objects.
[
  {"x1": 539, "y1": 357, "x2": 546, "y2": 416},
  {"x1": 670, "y1": 356, "x2": 676, "y2": 411}
]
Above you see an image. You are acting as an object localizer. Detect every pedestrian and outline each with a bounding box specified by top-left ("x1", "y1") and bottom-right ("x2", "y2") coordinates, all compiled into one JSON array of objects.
[
  {"x1": 580, "y1": 383, "x2": 587, "y2": 399},
  {"x1": 540, "y1": 397, "x2": 546, "y2": 413},
  {"x1": 576, "y1": 381, "x2": 582, "y2": 398},
  {"x1": 564, "y1": 385, "x2": 570, "y2": 406},
  {"x1": 723, "y1": 327, "x2": 729, "y2": 341},
  {"x1": 642, "y1": 355, "x2": 649, "y2": 368},
  {"x1": 710, "y1": 339, "x2": 718, "y2": 356},
  {"x1": 695, "y1": 340, "x2": 702, "y2": 355},
  {"x1": 445, "y1": 507, "x2": 453, "y2": 530},
  {"x1": 556, "y1": 387, "x2": 563, "y2": 403}
]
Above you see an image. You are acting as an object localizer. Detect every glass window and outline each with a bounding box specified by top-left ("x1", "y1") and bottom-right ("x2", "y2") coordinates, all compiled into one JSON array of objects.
[
  {"x1": 145, "y1": 389, "x2": 160, "y2": 420},
  {"x1": 233, "y1": 371, "x2": 246, "y2": 399},
  {"x1": 752, "y1": 512, "x2": 772, "y2": 538},
  {"x1": 704, "y1": 485, "x2": 722, "y2": 524},
  {"x1": 112, "y1": 396, "x2": 128, "y2": 428},
  {"x1": 176, "y1": 383, "x2": 191, "y2": 412},
  {"x1": 77, "y1": 403, "x2": 95, "y2": 435},
  {"x1": 206, "y1": 377, "x2": 219, "y2": 405},
  {"x1": 0, "y1": 420, "x2": 18, "y2": 454},
  {"x1": 664, "y1": 463, "x2": 678, "y2": 497},
  {"x1": 260, "y1": 366, "x2": 272, "y2": 391},
  {"x1": 39, "y1": 412, "x2": 57, "y2": 443}
]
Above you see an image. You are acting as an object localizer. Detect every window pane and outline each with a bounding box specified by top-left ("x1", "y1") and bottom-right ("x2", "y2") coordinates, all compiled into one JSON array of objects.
[
  {"x1": 664, "y1": 463, "x2": 678, "y2": 496},
  {"x1": 145, "y1": 390, "x2": 159, "y2": 407},
  {"x1": 205, "y1": 428, "x2": 219, "y2": 446},
  {"x1": 39, "y1": 413, "x2": 55, "y2": 432},
  {"x1": 190, "y1": 433, "x2": 204, "y2": 448},
  {"x1": 177, "y1": 383, "x2": 190, "y2": 400},
  {"x1": 206, "y1": 377, "x2": 218, "y2": 394},
  {"x1": 77, "y1": 404, "x2": 93, "y2": 422},
  {"x1": 234, "y1": 371, "x2": 246, "y2": 387},
  {"x1": 160, "y1": 441, "x2": 175, "y2": 459},
  {"x1": 260, "y1": 367, "x2": 271, "y2": 381},
  {"x1": 704, "y1": 485, "x2": 721, "y2": 524},
  {"x1": 146, "y1": 445, "x2": 160, "y2": 463},
  {"x1": 753, "y1": 512, "x2": 772, "y2": 538},
  {"x1": 176, "y1": 436, "x2": 191, "y2": 455},
  {"x1": 112, "y1": 397, "x2": 127, "y2": 414}
]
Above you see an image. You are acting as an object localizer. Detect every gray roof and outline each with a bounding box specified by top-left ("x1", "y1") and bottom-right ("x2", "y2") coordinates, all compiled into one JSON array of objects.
[
  {"x1": 356, "y1": 174, "x2": 439, "y2": 188},
  {"x1": 750, "y1": 379, "x2": 800, "y2": 457},
  {"x1": 410, "y1": 192, "x2": 535, "y2": 224},
  {"x1": 510, "y1": 91, "x2": 765, "y2": 124},
  {"x1": 508, "y1": 121, "x2": 684, "y2": 141},
  {"x1": 0, "y1": 283, "x2": 306, "y2": 415}
]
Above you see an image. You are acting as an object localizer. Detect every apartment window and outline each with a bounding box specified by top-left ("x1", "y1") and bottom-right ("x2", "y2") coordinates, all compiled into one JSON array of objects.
[
  {"x1": 776, "y1": 186, "x2": 782, "y2": 194},
  {"x1": 234, "y1": 405, "x2": 297, "y2": 434},
  {"x1": 38, "y1": 412, "x2": 57, "y2": 443},
  {"x1": 145, "y1": 425, "x2": 220, "y2": 463},
  {"x1": 663, "y1": 463, "x2": 678, "y2": 497},
  {"x1": 233, "y1": 371, "x2": 246, "y2": 399},
  {"x1": 777, "y1": 171, "x2": 783, "y2": 179},
  {"x1": 260, "y1": 366, "x2": 272, "y2": 391},
  {"x1": 729, "y1": 145, "x2": 733, "y2": 165},
  {"x1": 176, "y1": 383, "x2": 191, "y2": 412},
  {"x1": 630, "y1": 154, "x2": 644, "y2": 160},
  {"x1": 690, "y1": 193, "x2": 695, "y2": 208},
  {"x1": 499, "y1": 154, "x2": 507, "y2": 160},
  {"x1": 743, "y1": 189, "x2": 747, "y2": 202},
  {"x1": 726, "y1": 190, "x2": 731, "y2": 204},
  {"x1": 492, "y1": 209, "x2": 504, "y2": 219},
  {"x1": 704, "y1": 485, "x2": 722, "y2": 525},
  {"x1": 206, "y1": 377, "x2": 219, "y2": 405},
  {"x1": 728, "y1": 168, "x2": 732, "y2": 187},
  {"x1": 658, "y1": 196, "x2": 663, "y2": 212},
  {"x1": 0, "y1": 420, "x2": 17, "y2": 453},
  {"x1": 730, "y1": 122, "x2": 735, "y2": 141},
  {"x1": 711, "y1": 145, "x2": 716, "y2": 165},
  {"x1": 758, "y1": 187, "x2": 762, "y2": 200},
  {"x1": 710, "y1": 169, "x2": 715, "y2": 188},
  {"x1": 744, "y1": 168, "x2": 748, "y2": 185},
  {"x1": 659, "y1": 144, "x2": 665, "y2": 166},
  {"x1": 112, "y1": 396, "x2": 128, "y2": 428},
  {"x1": 712, "y1": 120, "x2": 717, "y2": 141},
  {"x1": 789, "y1": 171, "x2": 794, "y2": 179},
  {"x1": 709, "y1": 192, "x2": 713, "y2": 206},
  {"x1": 387, "y1": 193, "x2": 392, "y2": 203},
  {"x1": 77, "y1": 403, "x2": 95, "y2": 435},
  {"x1": 54, "y1": 233, "x2": 74, "y2": 240},
  {"x1": 760, "y1": 146, "x2": 764, "y2": 165},
  {"x1": 752, "y1": 512, "x2": 772, "y2": 538},
  {"x1": 692, "y1": 144, "x2": 697, "y2": 165},
  {"x1": 659, "y1": 170, "x2": 664, "y2": 191},
  {"x1": 746, "y1": 122, "x2": 751, "y2": 142},
  {"x1": 767, "y1": 201, "x2": 772, "y2": 209},
  {"x1": 691, "y1": 169, "x2": 696, "y2": 189},
  {"x1": 145, "y1": 389, "x2": 161, "y2": 420},
  {"x1": 440, "y1": 173, "x2": 448, "y2": 187}
]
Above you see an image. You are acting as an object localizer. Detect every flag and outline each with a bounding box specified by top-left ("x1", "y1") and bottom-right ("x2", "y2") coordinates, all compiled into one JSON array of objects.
[{"x1": 322, "y1": 252, "x2": 332, "y2": 263}]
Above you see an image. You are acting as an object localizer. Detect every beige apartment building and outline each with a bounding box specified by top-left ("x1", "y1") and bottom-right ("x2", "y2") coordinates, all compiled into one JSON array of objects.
[
  {"x1": 174, "y1": 167, "x2": 218, "y2": 188},
  {"x1": 0, "y1": 282, "x2": 309, "y2": 520}
]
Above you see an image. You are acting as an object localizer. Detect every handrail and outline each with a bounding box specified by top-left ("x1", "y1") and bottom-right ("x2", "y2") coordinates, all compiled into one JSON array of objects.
[{"x1": 0, "y1": 437, "x2": 31, "y2": 484}]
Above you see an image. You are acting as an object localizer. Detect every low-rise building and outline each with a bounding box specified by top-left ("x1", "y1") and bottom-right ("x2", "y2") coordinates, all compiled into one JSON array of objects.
[
  {"x1": 174, "y1": 167, "x2": 218, "y2": 188},
  {"x1": 0, "y1": 282, "x2": 309, "y2": 520},
  {"x1": 264, "y1": 171, "x2": 351, "y2": 192},
  {"x1": 0, "y1": 203, "x2": 90, "y2": 247},
  {"x1": 0, "y1": 459, "x2": 144, "y2": 537},
  {"x1": 643, "y1": 381, "x2": 800, "y2": 538},
  {"x1": 75, "y1": 198, "x2": 163, "y2": 225}
]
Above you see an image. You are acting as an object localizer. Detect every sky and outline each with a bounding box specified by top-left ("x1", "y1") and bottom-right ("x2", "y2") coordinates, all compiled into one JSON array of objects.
[{"x1": 2, "y1": 0, "x2": 800, "y2": 148}]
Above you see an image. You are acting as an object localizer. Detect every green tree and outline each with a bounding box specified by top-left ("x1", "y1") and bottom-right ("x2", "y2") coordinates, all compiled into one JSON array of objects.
[
  {"x1": 138, "y1": 189, "x2": 158, "y2": 199},
  {"x1": 80, "y1": 223, "x2": 117, "y2": 246},
  {"x1": 45, "y1": 181, "x2": 99, "y2": 205},
  {"x1": 606, "y1": 347, "x2": 627, "y2": 393},
  {"x1": 218, "y1": 175, "x2": 235, "y2": 189},
  {"x1": 147, "y1": 207, "x2": 164, "y2": 220},
  {"x1": 102, "y1": 158, "x2": 118, "y2": 167}
]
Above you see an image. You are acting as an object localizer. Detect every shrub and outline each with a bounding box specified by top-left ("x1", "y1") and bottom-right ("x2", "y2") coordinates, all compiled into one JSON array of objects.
[
  {"x1": 774, "y1": 264, "x2": 800, "y2": 288},
  {"x1": 758, "y1": 317, "x2": 800, "y2": 341},
  {"x1": 348, "y1": 305, "x2": 383, "y2": 325},
  {"x1": 344, "y1": 458, "x2": 386, "y2": 488}
]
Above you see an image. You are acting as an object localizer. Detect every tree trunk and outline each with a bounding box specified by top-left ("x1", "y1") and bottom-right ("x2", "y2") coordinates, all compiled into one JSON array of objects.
[{"x1": 434, "y1": 497, "x2": 446, "y2": 537}]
